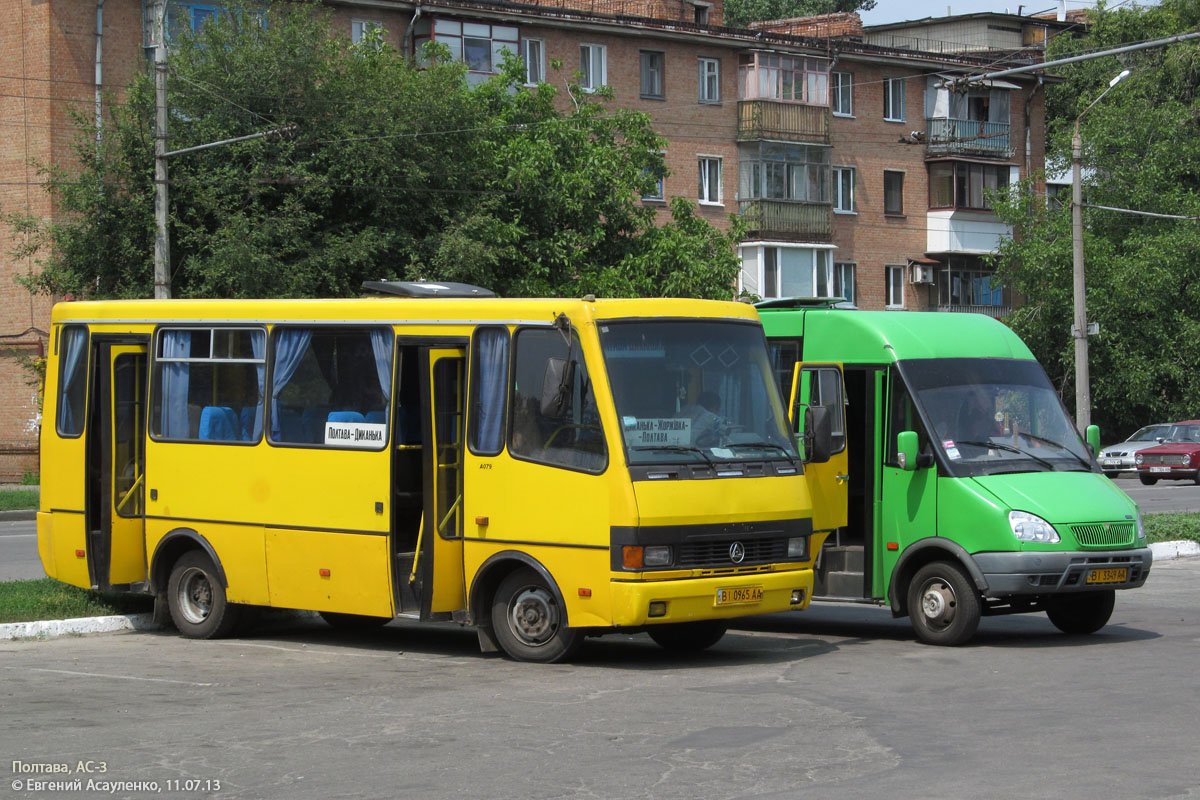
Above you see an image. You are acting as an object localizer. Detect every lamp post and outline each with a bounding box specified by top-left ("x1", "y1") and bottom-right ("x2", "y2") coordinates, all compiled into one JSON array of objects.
[{"x1": 1071, "y1": 68, "x2": 1130, "y2": 432}]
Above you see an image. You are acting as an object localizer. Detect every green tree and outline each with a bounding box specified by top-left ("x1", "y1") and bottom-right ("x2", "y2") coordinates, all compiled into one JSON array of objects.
[
  {"x1": 991, "y1": 0, "x2": 1200, "y2": 437},
  {"x1": 723, "y1": 0, "x2": 875, "y2": 30}
]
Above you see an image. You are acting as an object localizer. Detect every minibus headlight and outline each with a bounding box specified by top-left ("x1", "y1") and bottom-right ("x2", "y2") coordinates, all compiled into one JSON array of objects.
[
  {"x1": 643, "y1": 546, "x2": 672, "y2": 567},
  {"x1": 1136, "y1": 513, "x2": 1146, "y2": 540},
  {"x1": 786, "y1": 537, "x2": 807, "y2": 559},
  {"x1": 1009, "y1": 510, "x2": 1060, "y2": 543}
]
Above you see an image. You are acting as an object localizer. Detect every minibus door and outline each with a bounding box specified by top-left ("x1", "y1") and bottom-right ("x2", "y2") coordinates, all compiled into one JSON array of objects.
[
  {"x1": 424, "y1": 348, "x2": 467, "y2": 614},
  {"x1": 790, "y1": 363, "x2": 849, "y2": 535},
  {"x1": 90, "y1": 342, "x2": 148, "y2": 589}
]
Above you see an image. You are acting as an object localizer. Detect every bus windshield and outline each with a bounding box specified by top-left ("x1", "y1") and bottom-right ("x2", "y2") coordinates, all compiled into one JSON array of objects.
[
  {"x1": 903, "y1": 357, "x2": 1093, "y2": 476},
  {"x1": 599, "y1": 320, "x2": 798, "y2": 465}
]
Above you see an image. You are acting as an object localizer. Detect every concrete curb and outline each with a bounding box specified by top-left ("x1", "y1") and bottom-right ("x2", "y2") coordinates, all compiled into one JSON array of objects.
[
  {"x1": 0, "y1": 613, "x2": 160, "y2": 641},
  {"x1": 0, "y1": 509, "x2": 36, "y2": 521},
  {"x1": 1150, "y1": 539, "x2": 1200, "y2": 560}
]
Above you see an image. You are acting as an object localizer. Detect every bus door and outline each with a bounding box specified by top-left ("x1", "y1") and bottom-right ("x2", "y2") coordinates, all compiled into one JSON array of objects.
[
  {"x1": 880, "y1": 367, "x2": 937, "y2": 585},
  {"x1": 421, "y1": 347, "x2": 467, "y2": 615},
  {"x1": 790, "y1": 363, "x2": 849, "y2": 535},
  {"x1": 88, "y1": 341, "x2": 149, "y2": 589}
]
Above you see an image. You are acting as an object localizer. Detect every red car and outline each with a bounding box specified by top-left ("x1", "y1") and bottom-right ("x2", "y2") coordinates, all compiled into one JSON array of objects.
[{"x1": 1135, "y1": 419, "x2": 1200, "y2": 485}]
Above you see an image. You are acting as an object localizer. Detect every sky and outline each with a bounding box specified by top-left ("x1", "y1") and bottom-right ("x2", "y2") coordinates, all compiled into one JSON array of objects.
[{"x1": 859, "y1": 0, "x2": 1109, "y2": 26}]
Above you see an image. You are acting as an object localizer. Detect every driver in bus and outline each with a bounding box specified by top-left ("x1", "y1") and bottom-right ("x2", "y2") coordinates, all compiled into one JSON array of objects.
[{"x1": 684, "y1": 390, "x2": 729, "y2": 448}]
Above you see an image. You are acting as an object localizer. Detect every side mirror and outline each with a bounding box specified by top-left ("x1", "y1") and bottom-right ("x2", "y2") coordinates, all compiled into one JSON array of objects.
[
  {"x1": 1085, "y1": 424, "x2": 1101, "y2": 457},
  {"x1": 897, "y1": 430, "x2": 919, "y2": 471},
  {"x1": 539, "y1": 357, "x2": 575, "y2": 419},
  {"x1": 803, "y1": 405, "x2": 834, "y2": 464}
]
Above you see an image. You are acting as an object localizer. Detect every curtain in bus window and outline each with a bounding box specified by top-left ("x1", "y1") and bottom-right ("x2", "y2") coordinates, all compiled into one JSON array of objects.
[
  {"x1": 270, "y1": 328, "x2": 313, "y2": 439},
  {"x1": 250, "y1": 332, "x2": 265, "y2": 439},
  {"x1": 368, "y1": 328, "x2": 393, "y2": 407},
  {"x1": 160, "y1": 330, "x2": 191, "y2": 439},
  {"x1": 57, "y1": 327, "x2": 89, "y2": 436},
  {"x1": 475, "y1": 328, "x2": 508, "y2": 453}
]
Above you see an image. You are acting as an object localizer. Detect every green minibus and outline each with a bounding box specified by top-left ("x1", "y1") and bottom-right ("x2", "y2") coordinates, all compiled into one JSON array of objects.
[{"x1": 759, "y1": 299, "x2": 1152, "y2": 645}]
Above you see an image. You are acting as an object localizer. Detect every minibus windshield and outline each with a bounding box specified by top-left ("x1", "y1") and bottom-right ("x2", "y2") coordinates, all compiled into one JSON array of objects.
[
  {"x1": 903, "y1": 357, "x2": 1094, "y2": 476},
  {"x1": 599, "y1": 320, "x2": 798, "y2": 465}
]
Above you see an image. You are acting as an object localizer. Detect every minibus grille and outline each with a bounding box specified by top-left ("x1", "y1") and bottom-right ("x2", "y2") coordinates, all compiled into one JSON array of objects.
[
  {"x1": 677, "y1": 538, "x2": 789, "y2": 567},
  {"x1": 1070, "y1": 522, "x2": 1136, "y2": 548}
]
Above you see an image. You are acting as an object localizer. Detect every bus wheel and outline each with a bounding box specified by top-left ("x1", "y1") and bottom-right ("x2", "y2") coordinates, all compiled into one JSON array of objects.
[
  {"x1": 319, "y1": 612, "x2": 390, "y2": 631},
  {"x1": 647, "y1": 621, "x2": 728, "y2": 652},
  {"x1": 490, "y1": 567, "x2": 581, "y2": 663},
  {"x1": 167, "y1": 551, "x2": 241, "y2": 639},
  {"x1": 1046, "y1": 590, "x2": 1115, "y2": 635},
  {"x1": 907, "y1": 561, "x2": 981, "y2": 646}
]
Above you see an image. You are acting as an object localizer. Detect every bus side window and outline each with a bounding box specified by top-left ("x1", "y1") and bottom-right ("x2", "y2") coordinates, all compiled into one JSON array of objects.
[
  {"x1": 152, "y1": 327, "x2": 266, "y2": 443},
  {"x1": 468, "y1": 327, "x2": 509, "y2": 456},
  {"x1": 56, "y1": 325, "x2": 90, "y2": 438},
  {"x1": 884, "y1": 368, "x2": 931, "y2": 467}
]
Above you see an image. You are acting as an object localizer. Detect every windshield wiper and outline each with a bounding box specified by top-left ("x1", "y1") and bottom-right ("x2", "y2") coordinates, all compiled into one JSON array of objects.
[
  {"x1": 954, "y1": 440, "x2": 1055, "y2": 471},
  {"x1": 729, "y1": 441, "x2": 799, "y2": 465},
  {"x1": 1014, "y1": 431, "x2": 1093, "y2": 470},
  {"x1": 630, "y1": 445, "x2": 714, "y2": 467}
]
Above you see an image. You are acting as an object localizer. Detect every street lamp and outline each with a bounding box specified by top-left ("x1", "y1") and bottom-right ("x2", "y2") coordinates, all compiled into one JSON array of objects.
[{"x1": 1071, "y1": 67, "x2": 1130, "y2": 432}]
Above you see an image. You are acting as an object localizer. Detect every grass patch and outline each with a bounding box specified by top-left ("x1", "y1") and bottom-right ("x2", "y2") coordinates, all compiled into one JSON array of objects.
[
  {"x1": 0, "y1": 489, "x2": 38, "y2": 511},
  {"x1": 0, "y1": 578, "x2": 152, "y2": 624},
  {"x1": 1144, "y1": 512, "x2": 1200, "y2": 544}
]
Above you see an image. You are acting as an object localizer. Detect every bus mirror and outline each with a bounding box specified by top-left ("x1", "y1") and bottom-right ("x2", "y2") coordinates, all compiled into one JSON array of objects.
[
  {"x1": 1085, "y1": 424, "x2": 1101, "y2": 457},
  {"x1": 897, "y1": 430, "x2": 919, "y2": 471},
  {"x1": 804, "y1": 405, "x2": 833, "y2": 464},
  {"x1": 540, "y1": 357, "x2": 575, "y2": 419}
]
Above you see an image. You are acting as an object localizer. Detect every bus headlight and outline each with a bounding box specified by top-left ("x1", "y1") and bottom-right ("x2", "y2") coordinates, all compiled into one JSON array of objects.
[
  {"x1": 787, "y1": 537, "x2": 807, "y2": 559},
  {"x1": 1009, "y1": 510, "x2": 1060, "y2": 543},
  {"x1": 1136, "y1": 513, "x2": 1146, "y2": 540},
  {"x1": 643, "y1": 546, "x2": 672, "y2": 567}
]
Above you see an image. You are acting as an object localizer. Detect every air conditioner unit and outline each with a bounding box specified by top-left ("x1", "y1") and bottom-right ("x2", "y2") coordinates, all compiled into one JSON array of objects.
[{"x1": 910, "y1": 264, "x2": 935, "y2": 284}]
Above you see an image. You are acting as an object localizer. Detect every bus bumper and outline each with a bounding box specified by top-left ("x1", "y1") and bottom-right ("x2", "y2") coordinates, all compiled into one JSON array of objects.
[
  {"x1": 609, "y1": 568, "x2": 814, "y2": 627},
  {"x1": 972, "y1": 547, "x2": 1152, "y2": 597}
]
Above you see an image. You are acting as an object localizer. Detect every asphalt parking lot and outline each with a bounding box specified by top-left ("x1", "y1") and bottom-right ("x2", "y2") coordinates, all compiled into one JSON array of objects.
[{"x1": 3, "y1": 557, "x2": 1198, "y2": 800}]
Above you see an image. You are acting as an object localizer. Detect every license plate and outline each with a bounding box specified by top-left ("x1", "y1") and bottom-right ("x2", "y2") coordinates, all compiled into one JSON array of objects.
[
  {"x1": 1150, "y1": 466, "x2": 1170, "y2": 473},
  {"x1": 1102, "y1": 459, "x2": 1120, "y2": 467},
  {"x1": 715, "y1": 585, "x2": 764, "y2": 606},
  {"x1": 1087, "y1": 567, "x2": 1128, "y2": 584}
]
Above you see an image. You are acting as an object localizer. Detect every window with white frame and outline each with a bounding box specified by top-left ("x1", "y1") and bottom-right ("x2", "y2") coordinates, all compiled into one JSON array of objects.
[
  {"x1": 738, "y1": 52, "x2": 829, "y2": 105},
  {"x1": 640, "y1": 51, "x2": 665, "y2": 99},
  {"x1": 523, "y1": 38, "x2": 545, "y2": 85},
  {"x1": 698, "y1": 157, "x2": 722, "y2": 204},
  {"x1": 580, "y1": 44, "x2": 607, "y2": 91},
  {"x1": 415, "y1": 20, "x2": 518, "y2": 83},
  {"x1": 832, "y1": 72, "x2": 853, "y2": 116},
  {"x1": 886, "y1": 265, "x2": 905, "y2": 308},
  {"x1": 833, "y1": 166, "x2": 855, "y2": 213},
  {"x1": 883, "y1": 77, "x2": 905, "y2": 121},
  {"x1": 834, "y1": 262, "x2": 855, "y2": 304},
  {"x1": 740, "y1": 246, "x2": 834, "y2": 299},
  {"x1": 698, "y1": 58, "x2": 720, "y2": 103},
  {"x1": 352, "y1": 19, "x2": 383, "y2": 46}
]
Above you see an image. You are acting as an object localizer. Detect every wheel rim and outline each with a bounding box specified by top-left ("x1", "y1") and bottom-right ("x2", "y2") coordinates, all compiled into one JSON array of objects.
[
  {"x1": 176, "y1": 567, "x2": 213, "y2": 625},
  {"x1": 507, "y1": 586, "x2": 559, "y2": 647},
  {"x1": 918, "y1": 577, "x2": 957, "y2": 631}
]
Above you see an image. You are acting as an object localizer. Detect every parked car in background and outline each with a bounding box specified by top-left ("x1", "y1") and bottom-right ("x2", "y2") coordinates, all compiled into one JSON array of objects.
[
  {"x1": 1135, "y1": 420, "x2": 1200, "y2": 485},
  {"x1": 1099, "y1": 423, "x2": 1171, "y2": 477}
]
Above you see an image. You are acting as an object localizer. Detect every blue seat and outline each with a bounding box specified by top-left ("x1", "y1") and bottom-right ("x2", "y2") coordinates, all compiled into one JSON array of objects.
[
  {"x1": 198, "y1": 406, "x2": 240, "y2": 441},
  {"x1": 327, "y1": 411, "x2": 366, "y2": 424},
  {"x1": 365, "y1": 410, "x2": 387, "y2": 425}
]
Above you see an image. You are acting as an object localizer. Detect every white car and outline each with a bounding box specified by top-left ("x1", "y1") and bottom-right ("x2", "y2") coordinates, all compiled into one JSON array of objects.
[{"x1": 1099, "y1": 424, "x2": 1170, "y2": 477}]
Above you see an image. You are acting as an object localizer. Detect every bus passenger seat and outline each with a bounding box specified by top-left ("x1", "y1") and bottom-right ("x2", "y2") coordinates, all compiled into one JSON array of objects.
[
  {"x1": 328, "y1": 411, "x2": 366, "y2": 424},
  {"x1": 198, "y1": 406, "x2": 240, "y2": 441},
  {"x1": 365, "y1": 410, "x2": 386, "y2": 425}
]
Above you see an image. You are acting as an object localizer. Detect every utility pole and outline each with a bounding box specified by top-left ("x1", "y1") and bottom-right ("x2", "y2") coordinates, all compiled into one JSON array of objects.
[
  {"x1": 153, "y1": 0, "x2": 170, "y2": 299},
  {"x1": 1071, "y1": 120, "x2": 1088, "y2": 432}
]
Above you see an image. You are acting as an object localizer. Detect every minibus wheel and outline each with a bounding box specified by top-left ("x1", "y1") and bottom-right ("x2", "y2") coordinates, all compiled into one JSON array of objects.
[
  {"x1": 491, "y1": 567, "x2": 581, "y2": 663},
  {"x1": 647, "y1": 621, "x2": 728, "y2": 652},
  {"x1": 167, "y1": 550, "x2": 241, "y2": 639},
  {"x1": 907, "y1": 561, "x2": 981, "y2": 646},
  {"x1": 1045, "y1": 590, "x2": 1115, "y2": 635}
]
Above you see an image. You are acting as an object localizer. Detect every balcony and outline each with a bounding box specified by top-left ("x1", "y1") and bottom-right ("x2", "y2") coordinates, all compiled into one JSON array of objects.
[
  {"x1": 739, "y1": 198, "x2": 832, "y2": 242},
  {"x1": 926, "y1": 118, "x2": 1012, "y2": 159},
  {"x1": 738, "y1": 100, "x2": 830, "y2": 144},
  {"x1": 936, "y1": 304, "x2": 1010, "y2": 319}
]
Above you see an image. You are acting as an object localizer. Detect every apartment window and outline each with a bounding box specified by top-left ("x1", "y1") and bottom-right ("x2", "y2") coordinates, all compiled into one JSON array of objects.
[
  {"x1": 580, "y1": 44, "x2": 607, "y2": 91},
  {"x1": 739, "y1": 141, "x2": 831, "y2": 203},
  {"x1": 746, "y1": 246, "x2": 833, "y2": 299},
  {"x1": 832, "y1": 72, "x2": 853, "y2": 116},
  {"x1": 938, "y1": 255, "x2": 1008, "y2": 309},
  {"x1": 886, "y1": 265, "x2": 905, "y2": 309},
  {"x1": 523, "y1": 38, "x2": 545, "y2": 85},
  {"x1": 884, "y1": 170, "x2": 904, "y2": 215},
  {"x1": 834, "y1": 262, "x2": 856, "y2": 304},
  {"x1": 738, "y1": 52, "x2": 829, "y2": 105},
  {"x1": 416, "y1": 20, "x2": 518, "y2": 82},
  {"x1": 698, "y1": 157, "x2": 722, "y2": 204},
  {"x1": 351, "y1": 19, "x2": 383, "y2": 46},
  {"x1": 698, "y1": 58, "x2": 720, "y2": 103},
  {"x1": 929, "y1": 162, "x2": 1011, "y2": 210},
  {"x1": 883, "y1": 77, "x2": 905, "y2": 122},
  {"x1": 833, "y1": 166, "x2": 855, "y2": 213},
  {"x1": 640, "y1": 51, "x2": 665, "y2": 99},
  {"x1": 694, "y1": 3, "x2": 711, "y2": 24},
  {"x1": 642, "y1": 167, "x2": 665, "y2": 201}
]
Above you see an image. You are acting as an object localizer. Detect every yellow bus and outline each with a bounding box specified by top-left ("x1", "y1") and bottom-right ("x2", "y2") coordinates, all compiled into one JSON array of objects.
[{"x1": 38, "y1": 283, "x2": 843, "y2": 662}]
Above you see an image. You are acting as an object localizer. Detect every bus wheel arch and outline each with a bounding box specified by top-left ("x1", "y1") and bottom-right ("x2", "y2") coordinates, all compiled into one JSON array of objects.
[
  {"x1": 470, "y1": 553, "x2": 580, "y2": 663},
  {"x1": 150, "y1": 530, "x2": 238, "y2": 639},
  {"x1": 149, "y1": 528, "x2": 228, "y2": 595},
  {"x1": 889, "y1": 539, "x2": 987, "y2": 619}
]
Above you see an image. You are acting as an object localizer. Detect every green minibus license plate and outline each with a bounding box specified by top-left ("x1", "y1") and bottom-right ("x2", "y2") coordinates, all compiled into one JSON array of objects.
[
  {"x1": 1086, "y1": 567, "x2": 1128, "y2": 584},
  {"x1": 716, "y1": 585, "x2": 764, "y2": 606}
]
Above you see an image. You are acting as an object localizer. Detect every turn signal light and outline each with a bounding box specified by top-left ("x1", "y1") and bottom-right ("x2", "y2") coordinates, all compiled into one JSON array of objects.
[
  {"x1": 578, "y1": 588, "x2": 592, "y2": 597},
  {"x1": 623, "y1": 546, "x2": 644, "y2": 569},
  {"x1": 319, "y1": 568, "x2": 331, "y2": 577},
  {"x1": 75, "y1": 549, "x2": 85, "y2": 558}
]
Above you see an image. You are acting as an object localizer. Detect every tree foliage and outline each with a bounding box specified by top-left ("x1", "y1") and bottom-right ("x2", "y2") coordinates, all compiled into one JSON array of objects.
[
  {"x1": 9, "y1": 2, "x2": 740, "y2": 301},
  {"x1": 723, "y1": 0, "x2": 875, "y2": 30},
  {"x1": 991, "y1": 0, "x2": 1200, "y2": 438}
]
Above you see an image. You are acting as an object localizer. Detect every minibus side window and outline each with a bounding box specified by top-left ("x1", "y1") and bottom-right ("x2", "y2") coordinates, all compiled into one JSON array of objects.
[
  {"x1": 268, "y1": 326, "x2": 392, "y2": 449},
  {"x1": 469, "y1": 327, "x2": 509, "y2": 456},
  {"x1": 151, "y1": 327, "x2": 266, "y2": 443},
  {"x1": 57, "y1": 325, "x2": 90, "y2": 438},
  {"x1": 885, "y1": 368, "x2": 930, "y2": 466},
  {"x1": 768, "y1": 340, "x2": 799, "y2": 405},
  {"x1": 509, "y1": 328, "x2": 606, "y2": 473}
]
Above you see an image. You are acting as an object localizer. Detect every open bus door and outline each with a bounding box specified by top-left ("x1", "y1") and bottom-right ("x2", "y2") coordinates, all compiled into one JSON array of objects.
[{"x1": 789, "y1": 363, "x2": 849, "y2": 537}]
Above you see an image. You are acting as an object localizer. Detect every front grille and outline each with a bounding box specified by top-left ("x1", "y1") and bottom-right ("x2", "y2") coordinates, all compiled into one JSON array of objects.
[
  {"x1": 1141, "y1": 453, "x2": 1188, "y2": 466},
  {"x1": 1070, "y1": 522, "x2": 1136, "y2": 548},
  {"x1": 677, "y1": 537, "x2": 789, "y2": 568}
]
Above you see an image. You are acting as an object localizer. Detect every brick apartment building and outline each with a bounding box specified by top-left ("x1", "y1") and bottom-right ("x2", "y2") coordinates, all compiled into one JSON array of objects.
[{"x1": 0, "y1": 0, "x2": 1067, "y2": 478}]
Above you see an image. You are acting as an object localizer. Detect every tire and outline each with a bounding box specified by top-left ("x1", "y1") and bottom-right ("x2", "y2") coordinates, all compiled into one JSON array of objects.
[
  {"x1": 1103, "y1": 471, "x2": 1118, "y2": 479},
  {"x1": 1046, "y1": 590, "x2": 1115, "y2": 635},
  {"x1": 490, "y1": 567, "x2": 581, "y2": 663},
  {"x1": 1139, "y1": 474, "x2": 1158, "y2": 486},
  {"x1": 907, "y1": 560, "x2": 981, "y2": 646},
  {"x1": 167, "y1": 551, "x2": 241, "y2": 639},
  {"x1": 319, "y1": 612, "x2": 391, "y2": 631},
  {"x1": 647, "y1": 621, "x2": 728, "y2": 652}
]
